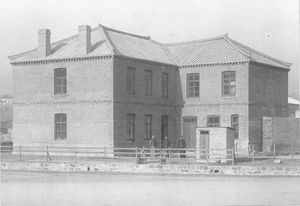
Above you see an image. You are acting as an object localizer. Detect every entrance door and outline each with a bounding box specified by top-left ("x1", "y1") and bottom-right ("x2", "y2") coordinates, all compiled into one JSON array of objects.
[
  {"x1": 199, "y1": 130, "x2": 209, "y2": 159},
  {"x1": 182, "y1": 117, "x2": 197, "y2": 148}
]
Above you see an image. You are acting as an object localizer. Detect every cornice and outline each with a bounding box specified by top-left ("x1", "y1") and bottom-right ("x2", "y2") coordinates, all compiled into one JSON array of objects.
[{"x1": 10, "y1": 55, "x2": 113, "y2": 66}]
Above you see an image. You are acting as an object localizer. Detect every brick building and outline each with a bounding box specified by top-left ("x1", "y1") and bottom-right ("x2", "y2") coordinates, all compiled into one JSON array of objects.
[{"x1": 8, "y1": 24, "x2": 291, "y2": 151}]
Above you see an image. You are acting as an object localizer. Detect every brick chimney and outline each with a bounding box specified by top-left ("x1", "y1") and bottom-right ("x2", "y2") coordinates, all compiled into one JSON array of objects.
[
  {"x1": 78, "y1": 25, "x2": 92, "y2": 55},
  {"x1": 37, "y1": 29, "x2": 51, "y2": 57}
]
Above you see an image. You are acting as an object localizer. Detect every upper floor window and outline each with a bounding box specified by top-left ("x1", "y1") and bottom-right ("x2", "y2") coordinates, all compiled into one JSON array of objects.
[
  {"x1": 127, "y1": 67, "x2": 136, "y2": 95},
  {"x1": 126, "y1": 113, "x2": 135, "y2": 142},
  {"x1": 186, "y1": 73, "x2": 200, "y2": 98},
  {"x1": 231, "y1": 114, "x2": 239, "y2": 139},
  {"x1": 144, "y1": 70, "x2": 153, "y2": 96},
  {"x1": 54, "y1": 113, "x2": 67, "y2": 140},
  {"x1": 222, "y1": 71, "x2": 236, "y2": 96},
  {"x1": 54, "y1": 68, "x2": 66, "y2": 95},
  {"x1": 161, "y1": 72, "x2": 169, "y2": 98},
  {"x1": 144, "y1": 114, "x2": 152, "y2": 140},
  {"x1": 207, "y1": 115, "x2": 220, "y2": 127}
]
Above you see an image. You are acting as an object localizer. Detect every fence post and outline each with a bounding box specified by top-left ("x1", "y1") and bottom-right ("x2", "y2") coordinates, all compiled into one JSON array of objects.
[
  {"x1": 291, "y1": 143, "x2": 294, "y2": 159},
  {"x1": 232, "y1": 147, "x2": 235, "y2": 165},
  {"x1": 46, "y1": 146, "x2": 49, "y2": 162},
  {"x1": 19, "y1": 145, "x2": 22, "y2": 161},
  {"x1": 104, "y1": 146, "x2": 106, "y2": 159},
  {"x1": 273, "y1": 144, "x2": 276, "y2": 160},
  {"x1": 75, "y1": 146, "x2": 77, "y2": 163}
]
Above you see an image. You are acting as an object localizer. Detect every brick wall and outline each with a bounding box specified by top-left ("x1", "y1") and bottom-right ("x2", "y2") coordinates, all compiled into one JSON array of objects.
[
  {"x1": 113, "y1": 57, "x2": 180, "y2": 148},
  {"x1": 12, "y1": 58, "x2": 114, "y2": 147},
  {"x1": 262, "y1": 117, "x2": 300, "y2": 152},
  {"x1": 180, "y1": 63, "x2": 249, "y2": 151},
  {"x1": 249, "y1": 63, "x2": 289, "y2": 151}
]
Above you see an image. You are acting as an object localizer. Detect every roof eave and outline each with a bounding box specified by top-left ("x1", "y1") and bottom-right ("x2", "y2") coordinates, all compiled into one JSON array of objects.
[
  {"x1": 9, "y1": 54, "x2": 114, "y2": 65},
  {"x1": 179, "y1": 60, "x2": 250, "y2": 68},
  {"x1": 249, "y1": 61, "x2": 291, "y2": 71}
]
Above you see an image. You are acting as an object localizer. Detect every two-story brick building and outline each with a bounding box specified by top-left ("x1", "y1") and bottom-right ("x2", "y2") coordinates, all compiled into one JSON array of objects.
[{"x1": 9, "y1": 24, "x2": 291, "y2": 152}]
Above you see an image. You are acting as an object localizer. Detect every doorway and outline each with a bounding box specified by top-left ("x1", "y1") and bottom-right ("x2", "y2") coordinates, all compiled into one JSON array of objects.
[
  {"x1": 182, "y1": 116, "x2": 198, "y2": 148},
  {"x1": 199, "y1": 130, "x2": 209, "y2": 160}
]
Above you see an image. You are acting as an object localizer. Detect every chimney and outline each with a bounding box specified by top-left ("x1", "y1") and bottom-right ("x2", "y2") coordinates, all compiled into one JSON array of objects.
[
  {"x1": 78, "y1": 25, "x2": 92, "y2": 55},
  {"x1": 37, "y1": 29, "x2": 51, "y2": 57}
]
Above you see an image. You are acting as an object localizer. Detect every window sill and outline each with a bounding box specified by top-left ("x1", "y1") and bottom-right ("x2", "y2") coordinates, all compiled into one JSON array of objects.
[
  {"x1": 221, "y1": 95, "x2": 236, "y2": 98},
  {"x1": 54, "y1": 94, "x2": 68, "y2": 98},
  {"x1": 186, "y1": 96, "x2": 200, "y2": 99}
]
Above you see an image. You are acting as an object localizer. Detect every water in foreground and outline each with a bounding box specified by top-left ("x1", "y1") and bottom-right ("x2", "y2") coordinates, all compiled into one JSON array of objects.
[{"x1": 1, "y1": 170, "x2": 300, "y2": 206}]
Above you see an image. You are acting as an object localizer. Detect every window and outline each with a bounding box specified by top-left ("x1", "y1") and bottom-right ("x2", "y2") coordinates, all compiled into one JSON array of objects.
[
  {"x1": 231, "y1": 114, "x2": 239, "y2": 139},
  {"x1": 126, "y1": 114, "x2": 135, "y2": 141},
  {"x1": 161, "y1": 115, "x2": 168, "y2": 138},
  {"x1": 54, "y1": 113, "x2": 67, "y2": 140},
  {"x1": 54, "y1": 68, "x2": 67, "y2": 95},
  {"x1": 144, "y1": 114, "x2": 152, "y2": 140},
  {"x1": 186, "y1": 73, "x2": 199, "y2": 98},
  {"x1": 222, "y1": 71, "x2": 236, "y2": 96},
  {"x1": 161, "y1": 72, "x2": 169, "y2": 98},
  {"x1": 183, "y1": 116, "x2": 197, "y2": 123},
  {"x1": 144, "y1": 70, "x2": 153, "y2": 96},
  {"x1": 127, "y1": 67, "x2": 135, "y2": 95},
  {"x1": 207, "y1": 115, "x2": 220, "y2": 127}
]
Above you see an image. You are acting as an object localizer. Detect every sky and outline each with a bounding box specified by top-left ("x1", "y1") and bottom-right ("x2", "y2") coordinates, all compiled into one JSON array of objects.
[{"x1": 0, "y1": 0, "x2": 299, "y2": 98}]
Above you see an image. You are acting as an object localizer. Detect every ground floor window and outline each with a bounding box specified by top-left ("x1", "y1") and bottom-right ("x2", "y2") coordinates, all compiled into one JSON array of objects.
[
  {"x1": 161, "y1": 115, "x2": 168, "y2": 139},
  {"x1": 144, "y1": 114, "x2": 152, "y2": 140},
  {"x1": 207, "y1": 115, "x2": 220, "y2": 127},
  {"x1": 54, "y1": 113, "x2": 67, "y2": 140},
  {"x1": 126, "y1": 114, "x2": 135, "y2": 142},
  {"x1": 231, "y1": 114, "x2": 239, "y2": 139}
]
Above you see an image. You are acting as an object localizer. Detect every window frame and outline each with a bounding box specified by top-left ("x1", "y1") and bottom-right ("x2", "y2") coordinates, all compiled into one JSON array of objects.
[
  {"x1": 54, "y1": 68, "x2": 67, "y2": 95},
  {"x1": 144, "y1": 114, "x2": 152, "y2": 140},
  {"x1": 54, "y1": 113, "x2": 67, "y2": 140},
  {"x1": 126, "y1": 113, "x2": 135, "y2": 142},
  {"x1": 144, "y1": 70, "x2": 153, "y2": 97},
  {"x1": 222, "y1": 71, "x2": 236, "y2": 96},
  {"x1": 206, "y1": 115, "x2": 220, "y2": 127},
  {"x1": 161, "y1": 115, "x2": 169, "y2": 138},
  {"x1": 231, "y1": 114, "x2": 239, "y2": 139},
  {"x1": 161, "y1": 72, "x2": 169, "y2": 98},
  {"x1": 127, "y1": 67, "x2": 136, "y2": 95},
  {"x1": 183, "y1": 116, "x2": 197, "y2": 123},
  {"x1": 186, "y1": 73, "x2": 200, "y2": 98}
]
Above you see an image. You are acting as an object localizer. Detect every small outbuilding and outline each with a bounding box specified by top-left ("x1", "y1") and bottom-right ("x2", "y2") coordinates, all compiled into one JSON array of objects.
[{"x1": 196, "y1": 127, "x2": 235, "y2": 163}]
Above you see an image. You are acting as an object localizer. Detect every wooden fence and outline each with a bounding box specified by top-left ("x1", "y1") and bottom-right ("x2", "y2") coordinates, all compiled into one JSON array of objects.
[{"x1": 0, "y1": 145, "x2": 234, "y2": 164}]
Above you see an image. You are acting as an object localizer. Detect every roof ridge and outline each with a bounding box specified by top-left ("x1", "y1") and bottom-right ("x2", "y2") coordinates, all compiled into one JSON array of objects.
[
  {"x1": 162, "y1": 34, "x2": 229, "y2": 46},
  {"x1": 98, "y1": 24, "x2": 118, "y2": 55},
  {"x1": 223, "y1": 36, "x2": 251, "y2": 60},
  {"x1": 99, "y1": 24, "x2": 150, "y2": 40},
  {"x1": 227, "y1": 37, "x2": 292, "y2": 67}
]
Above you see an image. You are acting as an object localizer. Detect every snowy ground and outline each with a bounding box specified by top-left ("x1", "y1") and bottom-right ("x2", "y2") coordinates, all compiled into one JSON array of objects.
[{"x1": 1, "y1": 170, "x2": 300, "y2": 206}]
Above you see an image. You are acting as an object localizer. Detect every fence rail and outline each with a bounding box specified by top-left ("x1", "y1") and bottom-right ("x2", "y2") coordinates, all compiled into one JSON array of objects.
[{"x1": 0, "y1": 145, "x2": 234, "y2": 165}]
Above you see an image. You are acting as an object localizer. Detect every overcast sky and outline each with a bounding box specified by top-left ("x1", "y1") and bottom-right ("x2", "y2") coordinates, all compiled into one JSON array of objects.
[{"x1": 0, "y1": 0, "x2": 299, "y2": 98}]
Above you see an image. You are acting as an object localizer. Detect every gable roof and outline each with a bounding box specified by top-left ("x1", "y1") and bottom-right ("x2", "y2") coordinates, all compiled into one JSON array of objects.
[{"x1": 8, "y1": 25, "x2": 291, "y2": 69}]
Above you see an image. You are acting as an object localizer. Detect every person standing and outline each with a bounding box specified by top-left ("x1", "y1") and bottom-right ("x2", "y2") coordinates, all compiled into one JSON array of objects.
[
  {"x1": 162, "y1": 136, "x2": 171, "y2": 149},
  {"x1": 149, "y1": 135, "x2": 157, "y2": 158},
  {"x1": 177, "y1": 136, "x2": 186, "y2": 158}
]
